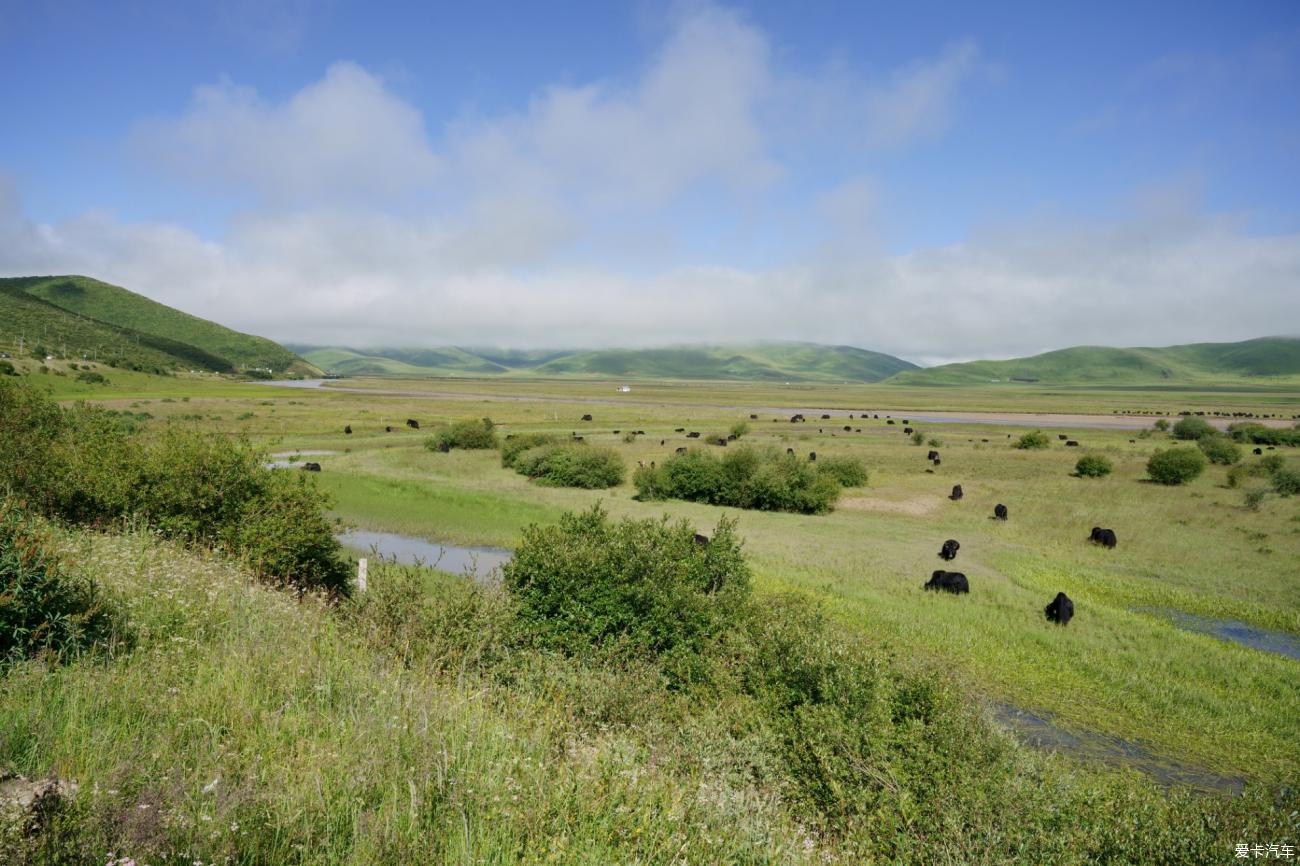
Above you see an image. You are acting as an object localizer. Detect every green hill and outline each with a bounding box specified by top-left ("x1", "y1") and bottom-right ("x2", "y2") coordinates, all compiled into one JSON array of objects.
[
  {"x1": 300, "y1": 341, "x2": 919, "y2": 382},
  {"x1": 0, "y1": 276, "x2": 316, "y2": 375},
  {"x1": 888, "y1": 337, "x2": 1300, "y2": 386}
]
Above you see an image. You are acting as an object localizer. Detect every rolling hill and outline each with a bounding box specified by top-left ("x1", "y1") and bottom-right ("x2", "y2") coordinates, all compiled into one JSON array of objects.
[
  {"x1": 0, "y1": 275, "x2": 316, "y2": 375},
  {"x1": 298, "y1": 342, "x2": 920, "y2": 382},
  {"x1": 888, "y1": 337, "x2": 1300, "y2": 386}
]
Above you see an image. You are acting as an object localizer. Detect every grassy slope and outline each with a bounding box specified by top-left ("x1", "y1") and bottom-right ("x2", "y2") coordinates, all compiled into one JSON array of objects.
[
  {"x1": 301, "y1": 341, "x2": 920, "y2": 382},
  {"x1": 890, "y1": 337, "x2": 1300, "y2": 386},
  {"x1": 9, "y1": 275, "x2": 316, "y2": 374}
]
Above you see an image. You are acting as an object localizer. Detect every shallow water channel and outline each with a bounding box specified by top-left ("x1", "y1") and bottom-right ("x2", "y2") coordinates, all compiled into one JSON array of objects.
[
  {"x1": 1137, "y1": 608, "x2": 1300, "y2": 662},
  {"x1": 337, "y1": 529, "x2": 512, "y2": 579},
  {"x1": 988, "y1": 703, "x2": 1244, "y2": 793}
]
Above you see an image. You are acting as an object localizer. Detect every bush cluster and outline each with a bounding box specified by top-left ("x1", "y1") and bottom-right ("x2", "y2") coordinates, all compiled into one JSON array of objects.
[
  {"x1": 0, "y1": 378, "x2": 349, "y2": 593},
  {"x1": 1074, "y1": 454, "x2": 1112, "y2": 478},
  {"x1": 1227, "y1": 422, "x2": 1300, "y2": 447},
  {"x1": 1197, "y1": 434, "x2": 1241, "y2": 465},
  {"x1": 1171, "y1": 416, "x2": 1213, "y2": 440},
  {"x1": 427, "y1": 417, "x2": 497, "y2": 451},
  {"x1": 813, "y1": 454, "x2": 869, "y2": 487},
  {"x1": 503, "y1": 505, "x2": 750, "y2": 663},
  {"x1": 1014, "y1": 430, "x2": 1050, "y2": 450},
  {"x1": 0, "y1": 498, "x2": 125, "y2": 664},
  {"x1": 1146, "y1": 446, "x2": 1207, "y2": 485},
  {"x1": 633, "y1": 446, "x2": 845, "y2": 513},
  {"x1": 509, "y1": 443, "x2": 625, "y2": 488}
]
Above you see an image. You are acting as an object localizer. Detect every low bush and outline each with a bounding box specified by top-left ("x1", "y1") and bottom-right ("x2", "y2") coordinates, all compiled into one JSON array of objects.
[
  {"x1": 729, "y1": 421, "x2": 750, "y2": 439},
  {"x1": 634, "y1": 446, "x2": 842, "y2": 513},
  {"x1": 428, "y1": 417, "x2": 497, "y2": 451},
  {"x1": 1147, "y1": 447, "x2": 1207, "y2": 485},
  {"x1": 0, "y1": 498, "x2": 125, "y2": 664},
  {"x1": 0, "y1": 360, "x2": 15, "y2": 376},
  {"x1": 500, "y1": 433, "x2": 560, "y2": 468},
  {"x1": 1171, "y1": 416, "x2": 1213, "y2": 440},
  {"x1": 0, "y1": 379, "x2": 347, "y2": 593},
  {"x1": 1153, "y1": 418, "x2": 1170, "y2": 432},
  {"x1": 1197, "y1": 434, "x2": 1241, "y2": 465},
  {"x1": 74, "y1": 370, "x2": 106, "y2": 384},
  {"x1": 504, "y1": 505, "x2": 750, "y2": 662},
  {"x1": 1273, "y1": 466, "x2": 1300, "y2": 497},
  {"x1": 1227, "y1": 422, "x2": 1300, "y2": 447},
  {"x1": 1014, "y1": 430, "x2": 1050, "y2": 450},
  {"x1": 814, "y1": 455, "x2": 869, "y2": 487},
  {"x1": 510, "y1": 443, "x2": 625, "y2": 488},
  {"x1": 1074, "y1": 454, "x2": 1113, "y2": 478}
]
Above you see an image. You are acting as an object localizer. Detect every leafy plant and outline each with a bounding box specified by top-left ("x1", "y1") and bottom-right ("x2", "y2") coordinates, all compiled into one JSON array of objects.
[
  {"x1": 1171, "y1": 416, "x2": 1213, "y2": 441},
  {"x1": 1147, "y1": 447, "x2": 1208, "y2": 485},
  {"x1": 1074, "y1": 455, "x2": 1113, "y2": 478},
  {"x1": 428, "y1": 417, "x2": 497, "y2": 451},
  {"x1": 1014, "y1": 430, "x2": 1050, "y2": 450}
]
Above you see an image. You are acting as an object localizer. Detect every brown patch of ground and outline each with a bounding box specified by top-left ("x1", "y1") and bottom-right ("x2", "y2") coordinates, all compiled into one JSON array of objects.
[{"x1": 839, "y1": 495, "x2": 943, "y2": 517}]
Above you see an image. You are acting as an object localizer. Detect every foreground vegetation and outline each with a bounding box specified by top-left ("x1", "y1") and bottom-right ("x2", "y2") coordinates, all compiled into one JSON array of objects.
[
  {"x1": 2, "y1": 506, "x2": 1293, "y2": 864},
  {"x1": 3, "y1": 369, "x2": 1298, "y2": 863}
]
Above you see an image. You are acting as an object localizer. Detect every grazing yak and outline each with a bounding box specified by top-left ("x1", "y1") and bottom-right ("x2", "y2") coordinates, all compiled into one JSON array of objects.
[
  {"x1": 1089, "y1": 527, "x2": 1117, "y2": 548},
  {"x1": 927, "y1": 450, "x2": 940, "y2": 461},
  {"x1": 1254, "y1": 447, "x2": 1263, "y2": 455},
  {"x1": 301, "y1": 462, "x2": 321, "y2": 472},
  {"x1": 821, "y1": 414, "x2": 831, "y2": 419},
  {"x1": 406, "y1": 419, "x2": 420, "y2": 429},
  {"x1": 581, "y1": 414, "x2": 593, "y2": 421},
  {"x1": 938, "y1": 539, "x2": 960, "y2": 560},
  {"x1": 1066, "y1": 440, "x2": 1079, "y2": 447},
  {"x1": 750, "y1": 414, "x2": 759, "y2": 419},
  {"x1": 1058, "y1": 434, "x2": 1068, "y2": 441},
  {"x1": 661, "y1": 439, "x2": 666, "y2": 446},
  {"x1": 613, "y1": 429, "x2": 621, "y2": 434},
  {"x1": 904, "y1": 427, "x2": 914, "y2": 435},
  {"x1": 844, "y1": 425, "x2": 852, "y2": 432},
  {"x1": 808, "y1": 452, "x2": 816, "y2": 461},
  {"x1": 949, "y1": 484, "x2": 963, "y2": 501},
  {"x1": 886, "y1": 419, "x2": 896, "y2": 425},
  {"x1": 932, "y1": 458, "x2": 941, "y2": 466},
  {"x1": 693, "y1": 533, "x2": 710, "y2": 547},
  {"x1": 925, "y1": 570, "x2": 969, "y2": 594},
  {"x1": 674, "y1": 427, "x2": 685, "y2": 432},
  {"x1": 786, "y1": 447, "x2": 795, "y2": 455},
  {"x1": 1045, "y1": 592, "x2": 1074, "y2": 625},
  {"x1": 790, "y1": 414, "x2": 805, "y2": 423},
  {"x1": 994, "y1": 503, "x2": 1008, "y2": 520},
  {"x1": 344, "y1": 425, "x2": 352, "y2": 435},
  {"x1": 385, "y1": 426, "x2": 394, "y2": 433},
  {"x1": 686, "y1": 431, "x2": 701, "y2": 438},
  {"x1": 675, "y1": 447, "x2": 688, "y2": 455}
]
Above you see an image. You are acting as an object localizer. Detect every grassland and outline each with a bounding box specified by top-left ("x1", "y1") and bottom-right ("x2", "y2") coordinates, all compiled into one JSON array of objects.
[
  {"x1": 5, "y1": 368, "x2": 1298, "y2": 861},
  {"x1": 890, "y1": 337, "x2": 1300, "y2": 386},
  {"x1": 1, "y1": 275, "x2": 317, "y2": 375}
]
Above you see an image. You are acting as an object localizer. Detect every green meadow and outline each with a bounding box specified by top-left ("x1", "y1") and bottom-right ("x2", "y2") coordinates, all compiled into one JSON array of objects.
[{"x1": 3, "y1": 369, "x2": 1298, "y2": 862}]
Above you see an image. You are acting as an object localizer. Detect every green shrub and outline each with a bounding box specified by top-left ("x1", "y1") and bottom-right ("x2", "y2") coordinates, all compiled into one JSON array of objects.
[
  {"x1": 1147, "y1": 447, "x2": 1207, "y2": 485},
  {"x1": 1227, "y1": 422, "x2": 1300, "y2": 447},
  {"x1": 1226, "y1": 464, "x2": 1248, "y2": 488},
  {"x1": 0, "y1": 379, "x2": 348, "y2": 593},
  {"x1": 815, "y1": 455, "x2": 869, "y2": 487},
  {"x1": 927, "y1": 437, "x2": 943, "y2": 447},
  {"x1": 1153, "y1": 419, "x2": 1170, "y2": 432},
  {"x1": 1171, "y1": 416, "x2": 1213, "y2": 440},
  {"x1": 1243, "y1": 488, "x2": 1268, "y2": 511},
  {"x1": 0, "y1": 498, "x2": 125, "y2": 664},
  {"x1": 910, "y1": 430, "x2": 925, "y2": 445},
  {"x1": 1272, "y1": 467, "x2": 1300, "y2": 497},
  {"x1": 0, "y1": 360, "x2": 14, "y2": 376},
  {"x1": 1074, "y1": 454, "x2": 1113, "y2": 478},
  {"x1": 729, "y1": 421, "x2": 750, "y2": 439},
  {"x1": 428, "y1": 417, "x2": 497, "y2": 451},
  {"x1": 1260, "y1": 454, "x2": 1286, "y2": 474},
  {"x1": 1014, "y1": 430, "x2": 1050, "y2": 450},
  {"x1": 503, "y1": 505, "x2": 750, "y2": 661},
  {"x1": 500, "y1": 433, "x2": 560, "y2": 468},
  {"x1": 510, "y1": 443, "x2": 625, "y2": 488},
  {"x1": 1197, "y1": 435, "x2": 1241, "y2": 465},
  {"x1": 74, "y1": 370, "x2": 106, "y2": 385},
  {"x1": 635, "y1": 446, "x2": 841, "y2": 514}
]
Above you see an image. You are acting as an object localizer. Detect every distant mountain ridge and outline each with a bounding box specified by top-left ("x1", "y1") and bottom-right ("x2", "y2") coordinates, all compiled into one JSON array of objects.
[
  {"x1": 0, "y1": 275, "x2": 316, "y2": 375},
  {"x1": 888, "y1": 337, "x2": 1300, "y2": 385},
  {"x1": 294, "y1": 342, "x2": 920, "y2": 382}
]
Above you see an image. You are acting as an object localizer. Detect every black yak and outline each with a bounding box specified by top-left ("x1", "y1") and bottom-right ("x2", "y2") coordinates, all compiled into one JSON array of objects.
[
  {"x1": 344, "y1": 425, "x2": 352, "y2": 435},
  {"x1": 406, "y1": 419, "x2": 420, "y2": 429},
  {"x1": 949, "y1": 484, "x2": 963, "y2": 501},
  {"x1": 994, "y1": 503, "x2": 1008, "y2": 520},
  {"x1": 927, "y1": 450, "x2": 940, "y2": 461},
  {"x1": 938, "y1": 539, "x2": 960, "y2": 560},
  {"x1": 581, "y1": 414, "x2": 593, "y2": 421},
  {"x1": 1089, "y1": 527, "x2": 1117, "y2": 548},
  {"x1": 301, "y1": 462, "x2": 321, "y2": 472},
  {"x1": 925, "y1": 570, "x2": 969, "y2": 594},
  {"x1": 1045, "y1": 592, "x2": 1074, "y2": 625}
]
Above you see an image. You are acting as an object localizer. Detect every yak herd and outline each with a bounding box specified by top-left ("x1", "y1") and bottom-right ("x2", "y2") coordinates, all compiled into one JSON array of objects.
[{"x1": 325, "y1": 407, "x2": 1115, "y2": 627}]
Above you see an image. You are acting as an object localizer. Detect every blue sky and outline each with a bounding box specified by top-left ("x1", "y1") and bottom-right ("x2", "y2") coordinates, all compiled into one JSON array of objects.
[{"x1": 1, "y1": 0, "x2": 1298, "y2": 362}]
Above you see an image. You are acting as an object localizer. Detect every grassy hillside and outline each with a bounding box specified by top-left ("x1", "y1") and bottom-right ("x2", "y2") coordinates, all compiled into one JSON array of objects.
[
  {"x1": 2, "y1": 275, "x2": 316, "y2": 375},
  {"x1": 301, "y1": 341, "x2": 919, "y2": 382},
  {"x1": 889, "y1": 337, "x2": 1300, "y2": 386}
]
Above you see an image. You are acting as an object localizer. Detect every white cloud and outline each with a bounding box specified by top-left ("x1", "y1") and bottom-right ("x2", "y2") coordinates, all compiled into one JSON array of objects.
[
  {"x1": 863, "y1": 40, "x2": 982, "y2": 148},
  {"x1": 134, "y1": 61, "x2": 441, "y2": 206}
]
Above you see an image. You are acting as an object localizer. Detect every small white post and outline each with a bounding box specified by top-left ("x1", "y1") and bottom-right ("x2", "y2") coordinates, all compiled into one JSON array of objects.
[{"x1": 357, "y1": 558, "x2": 368, "y2": 593}]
